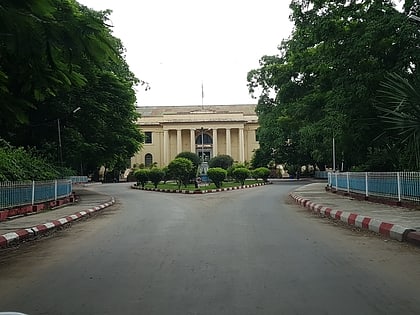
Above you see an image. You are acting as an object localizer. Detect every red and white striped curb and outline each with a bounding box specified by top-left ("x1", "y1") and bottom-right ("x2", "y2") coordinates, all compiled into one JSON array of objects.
[
  {"x1": 289, "y1": 193, "x2": 412, "y2": 242},
  {"x1": 0, "y1": 198, "x2": 115, "y2": 248}
]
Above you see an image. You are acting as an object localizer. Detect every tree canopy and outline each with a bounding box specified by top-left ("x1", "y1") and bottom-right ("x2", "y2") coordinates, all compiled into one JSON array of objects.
[
  {"x1": 248, "y1": 0, "x2": 420, "y2": 171},
  {"x1": 0, "y1": 0, "x2": 144, "y2": 177}
]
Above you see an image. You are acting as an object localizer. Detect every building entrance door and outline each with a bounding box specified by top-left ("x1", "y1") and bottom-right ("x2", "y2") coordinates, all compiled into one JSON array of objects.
[{"x1": 197, "y1": 149, "x2": 212, "y2": 162}]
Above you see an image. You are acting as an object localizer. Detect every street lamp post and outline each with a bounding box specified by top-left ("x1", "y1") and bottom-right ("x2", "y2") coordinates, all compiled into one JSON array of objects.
[
  {"x1": 57, "y1": 107, "x2": 81, "y2": 166},
  {"x1": 201, "y1": 127, "x2": 204, "y2": 161}
]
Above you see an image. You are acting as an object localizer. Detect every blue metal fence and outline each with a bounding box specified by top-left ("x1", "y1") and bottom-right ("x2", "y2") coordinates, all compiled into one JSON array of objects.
[
  {"x1": 69, "y1": 176, "x2": 89, "y2": 184},
  {"x1": 0, "y1": 179, "x2": 73, "y2": 210},
  {"x1": 328, "y1": 172, "x2": 420, "y2": 204}
]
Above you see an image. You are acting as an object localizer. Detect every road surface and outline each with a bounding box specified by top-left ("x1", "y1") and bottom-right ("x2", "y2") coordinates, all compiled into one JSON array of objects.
[{"x1": 1, "y1": 182, "x2": 420, "y2": 314}]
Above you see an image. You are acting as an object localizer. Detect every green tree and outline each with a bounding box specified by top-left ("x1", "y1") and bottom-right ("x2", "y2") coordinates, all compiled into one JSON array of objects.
[
  {"x1": 134, "y1": 169, "x2": 149, "y2": 188},
  {"x1": 167, "y1": 158, "x2": 194, "y2": 189},
  {"x1": 208, "y1": 155, "x2": 234, "y2": 170},
  {"x1": 252, "y1": 167, "x2": 270, "y2": 182},
  {"x1": 248, "y1": 0, "x2": 420, "y2": 171},
  {"x1": 0, "y1": 0, "x2": 118, "y2": 127},
  {"x1": 207, "y1": 168, "x2": 227, "y2": 188},
  {"x1": 0, "y1": 1, "x2": 144, "y2": 177},
  {"x1": 175, "y1": 152, "x2": 201, "y2": 179},
  {"x1": 232, "y1": 167, "x2": 250, "y2": 186},
  {"x1": 148, "y1": 167, "x2": 164, "y2": 188}
]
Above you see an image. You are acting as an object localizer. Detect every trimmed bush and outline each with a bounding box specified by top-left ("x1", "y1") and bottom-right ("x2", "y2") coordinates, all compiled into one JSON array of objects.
[
  {"x1": 252, "y1": 167, "x2": 270, "y2": 182},
  {"x1": 232, "y1": 167, "x2": 250, "y2": 186},
  {"x1": 134, "y1": 168, "x2": 149, "y2": 188},
  {"x1": 207, "y1": 167, "x2": 227, "y2": 188},
  {"x1": 168, "y1": 157, "x2": 194, "y2": 189},
  {"x1": 208, "y1": 154, "x2": 234, "y2": 170},
  {"x1": 148, "y1": 167, "x2": 164, "y2": 188}
]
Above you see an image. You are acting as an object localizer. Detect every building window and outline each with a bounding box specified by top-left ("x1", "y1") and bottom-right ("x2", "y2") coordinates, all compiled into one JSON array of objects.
[
  {"x1": 145, "y1": 132, "x2": 152, "y2": 144},
  {"x1": 145, "y1": 153, "x2": 153, "y2": 167},
  {"x1": 196, "y1": 133, "x2": 212, "y2": 145}
]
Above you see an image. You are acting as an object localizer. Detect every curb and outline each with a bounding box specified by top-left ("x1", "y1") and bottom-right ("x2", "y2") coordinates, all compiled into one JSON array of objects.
[
  {"x1": 131, "y1": 182, "x2": 270, "y2": 194},
  {"x1": 0, "y1": 198, "x2": 115, "y2": 248},
  {"x1": 289, "y1": 192, "x2": 414, "y2": 242}
]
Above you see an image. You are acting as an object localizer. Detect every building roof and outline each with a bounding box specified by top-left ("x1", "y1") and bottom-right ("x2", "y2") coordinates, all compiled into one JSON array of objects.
[{"x1": 136, "y1": 104, "x2": 257, "y2": 117}]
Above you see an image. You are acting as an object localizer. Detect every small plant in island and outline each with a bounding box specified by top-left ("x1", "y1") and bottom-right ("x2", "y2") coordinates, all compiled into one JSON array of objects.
[
  {"x1": 252, "y1": 167, "x2": 270, "y2": 182},
  {"x1": 167, "y1": 157, "x2": 194, "y2": 189},
  {"x1": 232, "y1": 167, "x2": 250, "y2": 186},
  {"x1": 207, "y1": 167, "x2": 227, "y2": 188},
  {"x1": 148, "y1": 167, "x2": 164, "y2": 188},
  {"x1": 208, "y1": 154, "x2": 234, "y2": 170},
  {"x1": 134, "y1": 168, "x2": 149, "y2": 188}
]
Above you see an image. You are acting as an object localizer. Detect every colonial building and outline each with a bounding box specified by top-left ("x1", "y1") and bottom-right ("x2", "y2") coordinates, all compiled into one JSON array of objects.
[{"x1": 131, "y1": 104, "x2": 259, "y2": 167}]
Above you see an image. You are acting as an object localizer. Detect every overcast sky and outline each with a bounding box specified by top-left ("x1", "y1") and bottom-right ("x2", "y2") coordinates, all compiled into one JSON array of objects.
[{"x1": 77, "y1": 0, "x2": 294, "y2": 106}]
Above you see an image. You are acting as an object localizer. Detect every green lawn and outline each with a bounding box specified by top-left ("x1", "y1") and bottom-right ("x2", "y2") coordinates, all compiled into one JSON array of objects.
[{"x1": 140, "y1": 179, "x2": 263, "y2": 191}]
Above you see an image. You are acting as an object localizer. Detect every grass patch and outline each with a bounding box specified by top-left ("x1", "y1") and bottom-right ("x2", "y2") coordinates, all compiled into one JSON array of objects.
[{"x1": 140, "y1": 179, "x2": 263, "y2": 191}]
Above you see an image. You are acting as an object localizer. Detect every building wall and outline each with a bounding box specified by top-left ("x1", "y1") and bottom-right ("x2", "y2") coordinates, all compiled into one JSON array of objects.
[{"x1": 131, "y1": 105, "x2": 259, "y2": 167}]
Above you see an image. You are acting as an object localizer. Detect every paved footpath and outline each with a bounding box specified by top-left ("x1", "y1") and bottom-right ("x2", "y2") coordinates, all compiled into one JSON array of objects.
[
  {"x1": 0, "y1": 187, "x2": 114, "y2": 248},
  {"x1": 290, "y1": 182, "x2": 420, "y2": 243}
]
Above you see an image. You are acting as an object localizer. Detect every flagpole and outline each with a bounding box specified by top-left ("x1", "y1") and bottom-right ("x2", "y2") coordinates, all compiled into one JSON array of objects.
[{"x1": 201, "y1": 81, "x2": 204, "y2": 110}]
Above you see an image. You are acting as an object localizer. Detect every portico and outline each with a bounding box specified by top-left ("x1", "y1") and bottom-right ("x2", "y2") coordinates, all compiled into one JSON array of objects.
[{"x1": 131, "y1": 105, "x2": 259, "y2": 167}]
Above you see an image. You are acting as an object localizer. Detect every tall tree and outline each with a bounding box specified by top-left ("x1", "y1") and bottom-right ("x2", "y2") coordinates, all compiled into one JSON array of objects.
[
  {"x1": 0, "y1": 0, "x2": 144, "y2": 176},
  {"x1": 248, "y1": 0, "x2": 420, "y2": 171}
]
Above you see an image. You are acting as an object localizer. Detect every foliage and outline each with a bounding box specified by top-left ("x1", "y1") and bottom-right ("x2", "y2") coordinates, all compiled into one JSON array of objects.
[
  {"x1": 0, "y1": 0, "x2": 144, "y2": 177},
  {"x1": 227, "y1": 163, "x2": 247, "y2": 179},
  {"x1": 251, "y1": 167, "x2": 270, "y2": 182},
  {"x1": 232, "y1": 167, "x2": 250, "y2": 186},
  {"x1": 167, "y1": 158, "x2": 194, "y2": 189},
  {"x1": 208, "y1": 154, "x2": 234, "y2": 170},
  {"x1": 175, "y1": 152, "x2": 200, "y2": 179},
  {"x1": 248, "y1": 0, "x2": 420, "y2": 171},
  {"x1": 134, "y1": 168, "x2": 149, "y2": 188},
  {"x1": 376, "y1": 73, "x2": 420, "y2": 170},
  {"x1": 148, "y1": 167, "x2": 164, "y2": 188},
  {"x1": 251, "y1": 148, "x2": 272, "y2": 169},
  {"x1": 161, "y1": 166, "x2": 170, "y2": 184},
  {"x1": 207, "y1": 168, "x2": 227, "y2": 188},
  {"x1": 0, "y1": 141, "x2": 73, "y2": 181}
]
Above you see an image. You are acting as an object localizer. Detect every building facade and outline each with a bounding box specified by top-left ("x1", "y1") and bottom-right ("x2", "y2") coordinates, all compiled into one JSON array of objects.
[{"x1": 131, "y1": 104, "x2": 259, "y2": 167}]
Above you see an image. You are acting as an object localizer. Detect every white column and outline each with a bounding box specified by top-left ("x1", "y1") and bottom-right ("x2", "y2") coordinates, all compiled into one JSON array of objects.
[
  {"x1": 177, "y1": 129, "x2": 182, "y2": 154},
  {"x1": 190, "y1": 129, "x2": 195, "y2": 153},
  {"x1": 239, "y1": 127, "x2": 245, "y2": 162},
  {"x1": 226, "y1": 128, "x2": 231, "y2": 156},
  {"x1": 163, "y1": 129, "x2": 169, "y2": 165},
  {"x1": 212, "y1": 128, "x2": 218, "y2": 157}
]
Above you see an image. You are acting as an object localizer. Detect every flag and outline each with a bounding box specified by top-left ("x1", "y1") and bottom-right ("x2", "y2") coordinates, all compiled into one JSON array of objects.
[{"x1": 201, "y1": 82, "x2": 204, "y2": 99}]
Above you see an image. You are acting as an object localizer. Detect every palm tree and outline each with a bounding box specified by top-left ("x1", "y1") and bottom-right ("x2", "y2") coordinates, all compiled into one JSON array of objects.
[{"x1": 377, "y1": 73, "x2": 420, "y2": 170}]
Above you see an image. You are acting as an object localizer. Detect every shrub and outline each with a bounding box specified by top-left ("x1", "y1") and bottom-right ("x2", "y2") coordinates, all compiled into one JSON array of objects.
[
  {"x1": 252, "y1": 167, "x2": 270, "y2": 182},
  {"x1": 148, "y1": 167, "x2": 164, "y2": 188},
  {"x1": 168, "y1": 157, "x2": 194, "y2": 189},
  {"x1": 175, "y1": 152, "x2": 200, "y2": 179},
  {"x1": 208, "y1": 154, "x2": 234, "y2": 170},
  {"x1": 227, "y1": 163, "x2": 247, "y2": 180},
  {"x1": 232, "y1": 167, "x2": 250, "y2": 186},
  {"x1": 207, "y1": 167, "x2": 227, "y2": 188},
  {"x1": 134, "y1": 168, "x2": 149, "y2": 188}
]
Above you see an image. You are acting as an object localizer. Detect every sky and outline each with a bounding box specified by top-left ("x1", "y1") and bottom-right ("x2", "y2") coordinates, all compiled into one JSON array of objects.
[{"x1": 77, "y1": 0, "x2": 294, "y2": 106}]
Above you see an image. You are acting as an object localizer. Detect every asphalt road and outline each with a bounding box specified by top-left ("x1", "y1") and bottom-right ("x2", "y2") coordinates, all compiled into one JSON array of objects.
[{"x1": 1, "y1": 182, "x2": 420, "y2": 315}]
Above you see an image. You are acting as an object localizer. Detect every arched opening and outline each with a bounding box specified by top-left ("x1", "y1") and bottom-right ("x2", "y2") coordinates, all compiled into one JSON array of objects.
[{"x1": 145, "y1": 153, "x2": 153, "y2": 167}]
